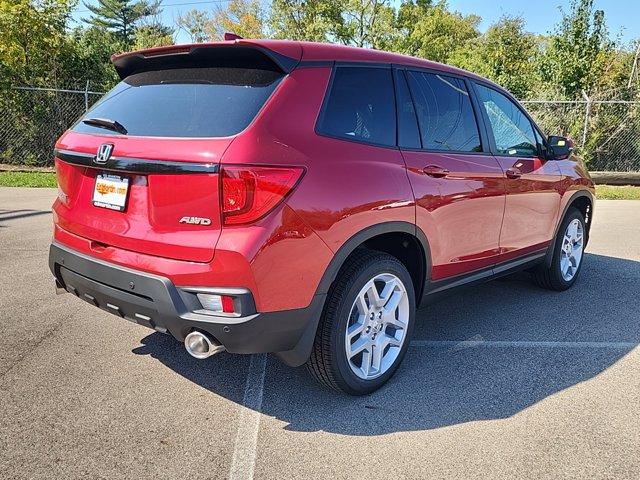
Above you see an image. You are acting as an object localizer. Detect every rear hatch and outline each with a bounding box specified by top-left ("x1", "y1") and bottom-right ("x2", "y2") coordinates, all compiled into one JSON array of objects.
[{"x1": 54, "y1": 44, "x2": 296, "y2": 262}]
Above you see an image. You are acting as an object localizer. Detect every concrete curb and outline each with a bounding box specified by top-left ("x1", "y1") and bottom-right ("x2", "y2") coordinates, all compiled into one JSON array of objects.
[
  {"x1": 0, "y1": 163, "x2": 54, "y2": 173},
  {"x1": 590, "y1": 171, "x2": 640, "y2": 186}
]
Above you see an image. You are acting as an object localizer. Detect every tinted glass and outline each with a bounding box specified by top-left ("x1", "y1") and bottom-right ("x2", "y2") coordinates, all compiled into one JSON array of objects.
[
  {"x1": 73, "y1": 67, "x2": 283, "y2": 138},
  {"x1": 475, "y1": 84, "x2": 538, "y2": 157},
  {"x1": 395, "y1": 70, "x2": 421, "y2": 149},
  {"x1": 318, "y1": 67, "x2": 396, "y2": 147},
  {"x1": 406, "y1": 71, "x2": 481, "y2": 152}
]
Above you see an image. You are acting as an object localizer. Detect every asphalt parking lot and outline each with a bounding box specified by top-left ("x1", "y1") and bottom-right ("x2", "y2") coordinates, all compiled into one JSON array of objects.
[{"x1": 0, "y1": 187, "x2": 638, "y2": 479}]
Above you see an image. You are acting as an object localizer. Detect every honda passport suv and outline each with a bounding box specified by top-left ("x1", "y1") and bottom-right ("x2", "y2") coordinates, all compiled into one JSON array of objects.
[{"x1": 49, "y1": 39, "x2": 594, "y2": 395}]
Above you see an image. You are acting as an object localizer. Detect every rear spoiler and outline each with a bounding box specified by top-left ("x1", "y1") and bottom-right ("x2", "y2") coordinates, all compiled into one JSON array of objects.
[{"x1": 111, "y1": 41, "x2": 302, "y2": 80}]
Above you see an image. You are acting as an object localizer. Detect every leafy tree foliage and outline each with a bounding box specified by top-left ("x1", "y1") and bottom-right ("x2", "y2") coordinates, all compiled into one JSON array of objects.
[
  {"x1": 538, "y1": 0, "x2": 611, "y2": 98},
  {"x1": 269, "y1": 0, "x2": 341, "y2": 41},
  {"x1": 391, "y1": 0, "x2": 480, "y2": 62},
  {"x1": 210, "y1": 0, "x2": 266, "y2": 39},
  {"x1": 449, "y1": 16, "x2": 539, "y2": 98},
  {"x1": 83, "y1": 0, "x2": 161, "y2": 47},
  {"x1": 333, "y1": 0, "x2": 396, "y2": 49},
  {"x1": 177, "y1": 9, "x2": 213, "y2": 43}
]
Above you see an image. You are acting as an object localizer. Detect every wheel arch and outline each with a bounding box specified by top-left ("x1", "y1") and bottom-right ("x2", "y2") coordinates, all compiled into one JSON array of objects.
[
  {"x1": 315, "y1": 221, "x2": 431, "y2": 304},
  {"x1": 276, "y1": 221, "x2": 431, "y2": 367},
  {"x1": 545, "y1": 189, "x2": 594, "y2": 268}
]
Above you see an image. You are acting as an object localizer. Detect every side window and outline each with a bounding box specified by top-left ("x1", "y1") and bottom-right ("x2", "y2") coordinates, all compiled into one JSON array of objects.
[
  {"x1": 475, "y1": 84, "x2": 538, "y2": 157},
  {"x1": 394, "y1": 70, "x2": 421, "y2": 149},
  {"x1": 318, "y1": 67, "x2": 396, "y2": 147},
  {"x1": 406, "y1": 71, "x2": 482, "y2": 152}
]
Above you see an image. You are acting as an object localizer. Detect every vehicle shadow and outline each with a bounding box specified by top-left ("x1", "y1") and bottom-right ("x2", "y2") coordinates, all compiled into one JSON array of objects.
[
  {"x1": 132, "y1": 253, "x2": 639, "y2": 435},
  {"x1": 0, "y1": 209, "x2": 51, "y2": 224}
]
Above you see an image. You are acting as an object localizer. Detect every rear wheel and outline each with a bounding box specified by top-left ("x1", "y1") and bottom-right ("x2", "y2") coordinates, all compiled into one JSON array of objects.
[
  {"x1": 533, "y1": 207, "x2": 586, "y2": 291},
  {"x1": 306, "y1": 250, "x2": 416, "y2": 395}
]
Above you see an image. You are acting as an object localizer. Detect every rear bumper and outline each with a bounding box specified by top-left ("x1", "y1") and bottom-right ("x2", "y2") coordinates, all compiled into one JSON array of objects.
[{"x1": 49, "y1": 242, "x2": 325, "y2": 366}]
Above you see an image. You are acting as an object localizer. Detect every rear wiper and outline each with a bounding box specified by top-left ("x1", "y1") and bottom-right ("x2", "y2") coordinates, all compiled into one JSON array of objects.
[{"x1": 82, "y1": 117, "x2": 128, "y2": 135}]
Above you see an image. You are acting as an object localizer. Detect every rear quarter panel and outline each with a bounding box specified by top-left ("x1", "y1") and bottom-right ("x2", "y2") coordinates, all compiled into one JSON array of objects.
[{"x1": 221, "y1": 66, "x2": 416, "y2": 306}]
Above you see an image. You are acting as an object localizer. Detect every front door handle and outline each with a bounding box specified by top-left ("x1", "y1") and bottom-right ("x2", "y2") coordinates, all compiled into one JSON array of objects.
[
  {"x1": 422, "y1": 165, "x2": 450, "y2": 178},
  {"x1": 505, "y1": 168, "x2": 522, "y2": 179}
]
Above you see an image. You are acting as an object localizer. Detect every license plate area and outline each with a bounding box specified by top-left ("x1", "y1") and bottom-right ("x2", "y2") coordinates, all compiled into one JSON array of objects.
[{"x1": 92, "y1": 174, "x2": 130, "y2": 212}]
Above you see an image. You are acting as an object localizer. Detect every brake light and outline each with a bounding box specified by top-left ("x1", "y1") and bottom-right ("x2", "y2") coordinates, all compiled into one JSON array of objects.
[{"x1": 221, "y1": 165, "x2": 304, "y2": 225}]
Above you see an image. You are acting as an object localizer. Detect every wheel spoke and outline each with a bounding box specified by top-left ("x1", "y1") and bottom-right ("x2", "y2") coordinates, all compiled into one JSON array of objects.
[
  {"x1": 383, "y1": 311, "x2": 406, "y2": 329},
  {"x1": 379, "y1": 333, "x2": 401, "y2": 350},
  {"x1": 347, "y1": 320, "x2": 366, "y2": 341},
  {"x1": 370, "y1": 344, "x2": 383, "y2": 373},
  {"x1": 355, "y1": 292, "x2": 369, "y2": 315},
  {"x1": 561, "y1": 257, "x2": 570, "y2": 277},
  {"x1": 365, "y1": 283, "x2": 382, "y2": 308},
  {"x1": 349, "y1": 337, "x2": 370, "y2": 358},
  {"x1": 378, "y1": 278, "x2": 398, "y2": 307},
  {"x1": 383, "y1": 290, "x2": 403, "y2": 314},
  {"x1": 360, "y1": 350, "x2": 372, "y2": 377}
]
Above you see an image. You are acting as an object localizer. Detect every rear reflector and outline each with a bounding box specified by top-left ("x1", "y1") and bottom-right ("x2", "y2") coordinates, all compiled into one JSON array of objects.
[
  {"x1": 197, "y1": 293, "x2": 235, "y2": 313},
  {"x1": 221, "y1": 165, "x2": 304, "y2": 225}
]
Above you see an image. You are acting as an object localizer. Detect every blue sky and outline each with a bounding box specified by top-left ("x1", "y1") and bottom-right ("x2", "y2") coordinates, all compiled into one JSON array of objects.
[{"x1": 72, "y1": 0, "x2": 640, "y2": 46}]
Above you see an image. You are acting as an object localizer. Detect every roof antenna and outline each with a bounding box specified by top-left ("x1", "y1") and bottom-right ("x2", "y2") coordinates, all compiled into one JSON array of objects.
[{"x1": 224, "y1": 32, "x2": 243, "y2": 41}]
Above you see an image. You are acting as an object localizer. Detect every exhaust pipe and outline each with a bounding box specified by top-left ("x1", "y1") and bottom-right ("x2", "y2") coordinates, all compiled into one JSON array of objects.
[{"x1": 184, "y1": 331, "x2": 226, "y2": 359}]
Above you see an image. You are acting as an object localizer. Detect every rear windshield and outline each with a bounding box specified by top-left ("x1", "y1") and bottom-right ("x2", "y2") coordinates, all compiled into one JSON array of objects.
[{"x1": 73, "y1": 67, "x2": 284, "y2": 138}]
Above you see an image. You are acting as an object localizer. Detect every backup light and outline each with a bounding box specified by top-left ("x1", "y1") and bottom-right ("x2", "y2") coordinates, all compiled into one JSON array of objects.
[{"x1": 197, "y1": 293, "x2": 235, "y2": 313}]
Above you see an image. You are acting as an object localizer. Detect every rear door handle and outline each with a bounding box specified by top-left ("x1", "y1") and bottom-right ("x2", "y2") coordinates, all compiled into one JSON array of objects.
[
  {"x1": 422, "y1": 165, "x2": 450, "y2": 178},
  {"x1": 505, "y1": 168, "x2": 522, "y2": 179}
]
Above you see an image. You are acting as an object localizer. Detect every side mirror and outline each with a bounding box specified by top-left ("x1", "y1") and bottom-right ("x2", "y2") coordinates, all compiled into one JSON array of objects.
[{"x1": 548, "y1": 135, "x2": 573, "y2": 160}]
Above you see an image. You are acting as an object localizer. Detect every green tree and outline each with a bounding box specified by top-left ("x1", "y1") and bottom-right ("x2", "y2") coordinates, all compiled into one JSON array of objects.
[
  {"x1": 67, "y1": 26, "x2": 120, "y2": 90},
  {"x1": 0, "y1": 0, "x2": 78, "y2": 87},
  {"x1": 177, "y1": 9, "x2": 212, "y2": 43},
  {"x1": 209, "y1": 0, "x2": 266, "y2": 39},
  {"x1": 83, "y1": 0, "x2": 161, "y2": 47},
  {"x1": 449, "y1": 16, "x2": 539, "y2": 98},
  {"x1": 269, "y1": 0, "x2": 341, "y2": 42},
  {"x1": 391, "y1": 0, "x2": 433, "y2": 55},
  {"x1": 334, "y1": 0, "x2": 396, "y2": 49},
  {"x1": 539, "y1": 0, "x2": 612, "y2": 98},
  {"x1": 392, "y1": 0, "x2": 480, "y2": 63}
]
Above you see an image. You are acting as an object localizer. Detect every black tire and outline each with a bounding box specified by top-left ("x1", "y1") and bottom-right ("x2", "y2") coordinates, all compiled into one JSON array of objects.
[
  {"x1": 306, "y1": 249, "x2": 416, "y2": 395},
  {"x1": 533, "y1": 207, "x2": 586, "y2": 291}
]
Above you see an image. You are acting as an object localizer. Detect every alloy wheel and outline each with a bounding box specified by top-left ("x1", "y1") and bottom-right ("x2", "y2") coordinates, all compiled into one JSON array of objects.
[
  {"x1": 560, "y1": 218, "x2": 584, "y2": 281},
  {"x1": 344, "y1": 273, "x2": 410, "y2": 380}
]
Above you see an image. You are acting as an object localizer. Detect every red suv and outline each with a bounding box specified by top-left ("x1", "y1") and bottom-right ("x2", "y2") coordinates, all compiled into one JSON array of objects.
[{"x1": 49, "y1": 40, "x2": 594, "y2": 394}]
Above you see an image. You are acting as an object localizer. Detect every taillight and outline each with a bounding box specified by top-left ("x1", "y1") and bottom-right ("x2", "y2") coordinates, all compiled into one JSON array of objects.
[{"x1": 221, "y1": 165, "x2": 304, "y2": 225}]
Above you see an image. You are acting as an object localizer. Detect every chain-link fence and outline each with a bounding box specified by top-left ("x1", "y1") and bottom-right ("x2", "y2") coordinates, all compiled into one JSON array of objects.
[
  {"x1": 522, "y1": 88, "x2": 640, "y2": 172},
  {"x1": 0, "y1": 86, "x2": 103, "y2": 167},
  {"x1": 1, "y1": 85, "x2": 639, "y2": 171}
]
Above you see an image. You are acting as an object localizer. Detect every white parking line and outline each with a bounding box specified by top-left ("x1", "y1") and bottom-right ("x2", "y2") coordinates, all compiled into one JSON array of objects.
[
  {"x1": 229, "y1": 353, "x2": 267, "y2": 480},
  {"x1": 411, "y1": 339, "x2": 637, "y2": 349}
]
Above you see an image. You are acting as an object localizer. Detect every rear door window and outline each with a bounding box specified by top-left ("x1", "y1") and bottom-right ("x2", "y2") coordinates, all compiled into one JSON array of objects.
[
  {"x1": 317, "y1": 67, "x2": 396, "y2": 147},
  {"x1": 406, "y1": 71, "x2": 482, "y2": 152},
  {"x1": 475, "y1": 84, "x2": 538, "y2": 157},
  {"x1": 73, "y1": 67, "x2": 284, "y2": 138}
]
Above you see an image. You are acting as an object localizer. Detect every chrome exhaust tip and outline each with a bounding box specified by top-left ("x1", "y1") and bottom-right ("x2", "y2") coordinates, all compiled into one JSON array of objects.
[{"x1": 184, "y1": 331, "x2": 226, "y2": 359}]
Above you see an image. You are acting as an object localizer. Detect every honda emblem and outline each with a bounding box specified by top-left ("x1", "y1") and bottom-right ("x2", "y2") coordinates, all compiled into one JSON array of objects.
[{"x1": 95, "y1": 143, "x2": 114, "y2": 164}]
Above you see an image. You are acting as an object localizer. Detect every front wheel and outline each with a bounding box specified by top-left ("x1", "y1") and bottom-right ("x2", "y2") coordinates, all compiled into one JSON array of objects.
[
  {"x1": 306, "y1": 250, "x2": 416, "y2": 395},
  {"x1": 533, "y1": 207, "x2": 586, "y2": 291}
]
